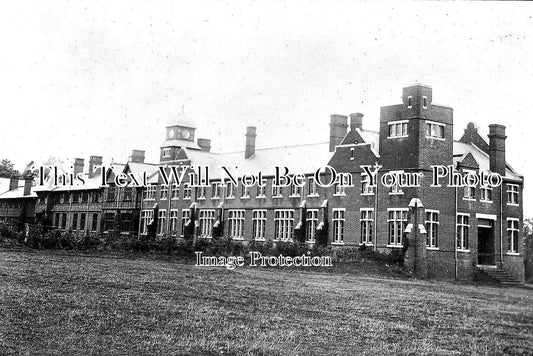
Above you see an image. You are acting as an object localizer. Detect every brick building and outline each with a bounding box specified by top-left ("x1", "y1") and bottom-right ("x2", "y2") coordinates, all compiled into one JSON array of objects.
[{"x1": 1, "y1": 84, "x2": 525, "y2": 282}]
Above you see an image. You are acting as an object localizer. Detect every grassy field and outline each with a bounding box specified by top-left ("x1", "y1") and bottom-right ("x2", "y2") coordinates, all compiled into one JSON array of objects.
[{"x1": 0, "y1": 250, "x2": 532, "y2": 355}]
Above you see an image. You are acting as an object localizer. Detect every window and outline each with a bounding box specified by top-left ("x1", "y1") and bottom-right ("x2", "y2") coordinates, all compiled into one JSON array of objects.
[
  {"x1": 463, "y1": 185, "x2": 475, "y2": 200},
  {"x1": 332, "y1": 209, "x2": 345, "y2": 244},
  {"x1": 228, "y1": 210, "x2": 245, "y2": 239},
  {"x1": 360, "y1": 209, "x2": 374, "y2": 245},
  {"x1": 171, "y1": 184, "x2": 179, "y2": 199},
  {"x1": 181, "y1": 210, "x2": 191, "y2": 237},
  {"x1": 507, "y1": 184, "x2": 519, "y2": 205},
  {"x1": 407, "y1": 96, "x2": 412, "y2": 108},
  {"x1": 169, "y1": 210, "x2": 179, "y2": 233},
  {"x1": 241, "y1": 185, "x2": 250, "y2": 199},
  {"x1": 507, "y1": 219, "x2": 519, "y2": 253},
  {"x1": 120, "y1": 212, "x2": 132, "y2": 232},
  {"x1": 361, "y1": 173, "x2": 375, "y2": 195},
  {"x1": 256, "y1": 184, "x2": 266, "y2": 198},
  {"x1": 350, "y1": 147, "x2": 355, "y2": 160},
  {"x1": 81, "y1": 192, "x2": 88, "y2": 203},
  {"x1": 306, "y1": 209, "x2": 318, "y2": 243},
  {"x1": 423, "y1": 96, "x2": 428, "y2": 109},
  {"x1": 480, "y1": 185, "x2": 492, "y2": 202},
  {"x1": 199, "y1": 210, "x2": 215, "y2": 238},
  {"x1": 183, "y1": 183, "x2": 192, "y2": 199},
  {"x1": 55, "y1": 213, "x2": 60, "y2": 228},
  {"x1": 157, "y1": 210, "x2": 166, "y2": 235},
  {"x1": 79, "y1": 212, "x2": 86, "y2": 230},
  {"x1": 91, "y1": 192, "x2": 100, "y2": 203},
  {"x1": 334, "y1": 182, "x2": 346, "y2": 196},
  {"x1": 272, "y1": 185, "x2": 282, "y2": 198},
  {"x1": 274, "y1": 210, "x2": 294, "y2": 241},
  {"x1": 160, "y1": 185, "x2": 169, "y2": 200},
  {"x1": 252, "y1": 210, "x2": 267, "y2": 240},
  {"x1": 91, "y1": 213, "x2": 98, "y2": 232},
  {"x1": 141, "y1": 210, "x2": 154, "y2": 234},
  {"x1": 425, "y1": 210, "x2": 439, "y2": 248},
  {"x1": 72, "y1": 213, "x2": 78, "y2": 231},
  {"x1": 72, "y1": 192, "x2": 80, "y2": 203},
  {"x1": 290, "y1": 182, "x2": 301, "y2": 197},
  {"x1": 143, "y1": 185, "x2": 156, "y2": 200},
  {"x1": 123, "y1": 187, "x2": 133, "y2": 201},
  {"x1": 389, "y1": 176, "x2": 404, "y2": 195},
  {"x1": 388, "y1": 120, "x2": 408, "y2": 138},
  {"x1": 426, "y1": 121, "x2": 445, "y2": 139},
  {"x1": 61, "y1": 213, "x2": 67, "y2": 230},
  {"x1": 308, "y1": 177, "x2": 318, "y2": 196},
  {"x1": 104, "y1": 213, "x2": 115, "y2": 231},
  {"x1": 225, "y1": 182, "x2": 235, "y2": 199},
  {"x1": 388, "y1": 209, "x2": 407, "y2": 246},
  {"x1": 106, "y1": 187, "x2": 116, "y2": 202},
  {"x1": 456, "y1": 214, "x2": 469, "y2": 251},
  {"x1": 211, "y1": 182, "x2": 220, "y2": 199},
  {"x1": 196, "y1": 186, "x2": 206, "y2": 200},
  {"x1": 163, "y1": 148, "x2": 171, "y2": 158}
]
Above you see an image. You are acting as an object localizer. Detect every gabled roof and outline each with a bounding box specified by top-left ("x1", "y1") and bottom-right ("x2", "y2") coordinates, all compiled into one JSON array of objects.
[
  {"x1": 453, "y1": 141, "x2": 521, "y2": 180},
  {"x1": 0, "y1": 180, "x2": 37, "y2": 199}
]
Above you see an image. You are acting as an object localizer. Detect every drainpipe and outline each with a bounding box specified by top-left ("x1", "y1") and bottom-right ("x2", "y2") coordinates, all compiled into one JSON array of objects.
[
  {"x1": 138, "y1": 188, "x2": 144, "y2": 238},
  {"x1": 373, "y1": 161, "x2": 379, "y2": 252},
  {"x1": 500, "y1": 183, "x2": 503, "y2": 270},
  {"x1": 454, "y1": 186, "x2": 458, "y2": 280}
]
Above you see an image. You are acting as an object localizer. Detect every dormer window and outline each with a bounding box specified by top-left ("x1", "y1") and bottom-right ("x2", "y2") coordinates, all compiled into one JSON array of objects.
[
  {"x1": 423, "y1": 96, "x2": 428, "y2": 109},
  {"x1": 388, "y1": 120, "x2": 408, "y2": 138},
  {"x1": 407, "y1": 96, "x2": 412, "y2": 108}
]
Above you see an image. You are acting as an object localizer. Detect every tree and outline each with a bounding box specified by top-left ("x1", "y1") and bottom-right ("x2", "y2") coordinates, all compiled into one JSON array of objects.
[{"x1": 0, "y1": 159, "x2": 19, "y2": 178}]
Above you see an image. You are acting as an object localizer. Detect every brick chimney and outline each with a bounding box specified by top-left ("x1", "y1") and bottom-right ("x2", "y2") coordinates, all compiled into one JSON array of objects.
[
  {"x1": 245, "y1": 126, "x2": 256, "y2": 159},
  {"x1": 88, "y1": 156, "x2": 102, "y2": 178},
  {"x1": 329, "y1": 114, "x2": 348, "y2": 152},
  {"x1": 73, "y1": 158, "x2": 84, "y2": 175},
  {"x1": 9, "y1": 175, "x2": 19, "y2": 191},
  {"x1": 349, "y1": 113, "x2": 364, "y2": 132},
  {"x1": 23, "y1": 177, "x2": 32, "y2": 196},
  {"x1": 197, "y1": 138, "x2": 211, "y2": 152},
  {"x1": 129, "y1": 150, "x2": 145, "y2": 163},
  {"x1": 488, "y1": 124, "x2": 506, "y2": 176},
  {"x1": 459, "y1": 122, "x2": 490, "y2": 153}
]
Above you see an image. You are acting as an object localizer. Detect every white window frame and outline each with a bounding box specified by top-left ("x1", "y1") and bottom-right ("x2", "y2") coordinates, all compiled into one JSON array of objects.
[
  {"x1": 160, "y1": 185, "x2": 169, "y2": 200},
  {"x1": 332, "y1": 209, "x2": 345, "y2": 244},
  {"x1": 256, "y1": 184, "x2": 266, "y2": 199},
  {"x1": 361, "y1": 173, "x2": 375, "y2": 195},
  {"x1": 456, "y1": 213, "x2": 470, "y2": 251},
  {"x1": 228, "y1": 210, "x2": 245, "y2": 240},
  {"x1": 252, "y1": 210, "x2": 267, "y2": 241},
  {"x1": 507, "y1": 184, "x2": 519, "y2": 206},
  {"x1": 388, "y1": 120, "x2": 409, "y2": 138},
  {"x1": 241, "y1": 184, "x2": 250, "y2": 199},
  {"x1": 157, "y1": 210, "x2": 167, "y2": 235},
  {"x1": 162, "y1": 148, "x2": 171, "y2": 158},
  {"x1": 306, "y1": 209, "x2": 319, "y2": 243},
  {"x1": 196, "y1": 186, "x2": 206, "y2": 200},
  {"x1": 480, "y1": 185, "x2": 493, "y2": 203},
  {"x1": 388, "y1": 208, "x2": 408, "y2": 247},
  {"x1": 308, "y1": 177, "x2": 319, "y2": 197},
  {"x1": 211, "y1": 182, "x2": 220, "y2": 199},
  {"x1": 143, "y1": 185, "x2": 156, "y2": 200},
  {"x1": 272, "y1": 184, "x2": 283, "y2": 198},
  {"x1": 360, "y1": 208, "x2": 374, "y2": 245},
  {"x1": 388, "y1": 170, "x2": 404, "y2": 195},
  {"x1": 425, "y1": 120, "x2": 445, "y2": 140},
  {"x1": 140, "y1": 210, "x2": 154, "y2": 235},
  {"x1": 169, "y1": 209, "x2": 179, "y2": 234},
  {"x1": 289, "y1": 182, "x2": 301, "y2": 197},
  {"x1": 507, "y1": 218, "x2": 519, "y2": 254},
  {"x1": 274, "y1": 209, "x2": 294, "y2": 241},
  {"x1": 425, "y1": 210, "x2": 439, "y2": 249},
  {"x1": 183, "y1": 183, "x2": 192, "y2": 200},
  {"x1": 225, "y1": 182, "x2": 235, "y2": 199},
  {"x1": 199, "y1": 209, "x2": 215, "y2": 238},
  {"x1": 333, "y1": 182, "x2": 346, "y2": 196},
  {"x1": 180, "y1": 210, "x2": 190, "y2": 237}
]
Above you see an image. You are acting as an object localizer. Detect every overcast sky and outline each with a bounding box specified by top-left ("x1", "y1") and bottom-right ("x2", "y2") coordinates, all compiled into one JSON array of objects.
[{"x1": 1, "y1": 1, "x2": 532, "y2": 214}]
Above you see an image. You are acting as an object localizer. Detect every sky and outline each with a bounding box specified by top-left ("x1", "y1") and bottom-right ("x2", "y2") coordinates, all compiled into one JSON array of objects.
[{"x1": 1, "y1": 1, "x2": 533, "y2": 214}]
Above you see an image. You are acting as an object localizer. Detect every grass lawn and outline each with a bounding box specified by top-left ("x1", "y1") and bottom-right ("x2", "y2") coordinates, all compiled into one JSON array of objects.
[{"x1": 0, "y1": 249, "x2": 532, "y2": 355}]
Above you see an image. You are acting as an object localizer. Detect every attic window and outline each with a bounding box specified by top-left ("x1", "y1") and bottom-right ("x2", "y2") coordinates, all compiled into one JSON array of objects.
[
  {"x1": 350, "y1": 148, "x2": 355, "y2": 160},
  {"x1": 407, "y1": 96, "x2": 412, "y2": 108},
  {"x1": 423, "y1": 96, "x2": 428, "y2": 109},
  {"x1": 163, "y1": 148, "x2": 171, "y2": 158}
]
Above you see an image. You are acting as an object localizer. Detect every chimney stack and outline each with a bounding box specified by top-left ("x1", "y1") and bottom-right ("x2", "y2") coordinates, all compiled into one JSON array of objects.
[
  {"x1": 245, "y1": 126, "x2": 256, "y2": 159},
  {"x1": 349, "y1": 113, "x2": 364, "y2": 132},
  {"x1": 329, "y1": 114, "x2": 348, "y2": 152},
  {"x1": 9, "y1": 175, "x2": 19, "y2": 191},
  {"x1": 23, "y1": 177, "x2": 32, "y2": 196},
  {"x1": 197, "y1": 138, "x2": 211, "y2": 152},
  {"x1": 488, "y1": 124, "x2": 506, "y2": 176},
  {"x1": 88, "y1": 156, "x2": 103, "y2": 178},
  {"x1": 129, "y1": 150, "x2": 145, "y2": 163},
  {"x1": 73, "y1": 158, "x2": 84, "y2": 175}
]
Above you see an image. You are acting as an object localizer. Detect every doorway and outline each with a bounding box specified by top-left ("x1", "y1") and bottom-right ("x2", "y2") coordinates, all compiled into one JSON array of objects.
[{"x1": 477, "y1": 219, "x2": 495, "y2": 266}]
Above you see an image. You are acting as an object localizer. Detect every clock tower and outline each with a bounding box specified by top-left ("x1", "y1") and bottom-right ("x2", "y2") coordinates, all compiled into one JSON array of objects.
[{"x1": 160, "y1": 116, "x2": 202, "y2": 163}]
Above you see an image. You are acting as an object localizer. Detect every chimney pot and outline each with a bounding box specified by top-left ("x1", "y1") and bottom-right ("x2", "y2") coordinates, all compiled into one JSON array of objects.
[
  {"x1": 245, "y1": 126, "x2": 257, "y2": 159},
  {"x1": 89, "y1": 155, "x2": 103, "y2": 178},
  {"x1": 488, "y1": 124, "x2": 506, "y2": 176},
  {"x1": 73, "y1": 158, "x2": 84, "y2": 175},
  {"x1": 349, "y1": 113, "x2": 364, "y2": 132}
]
